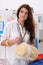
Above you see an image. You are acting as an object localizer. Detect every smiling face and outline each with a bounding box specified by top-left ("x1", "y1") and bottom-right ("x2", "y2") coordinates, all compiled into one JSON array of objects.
[{"x1": 18, "y1": 7, "x2": 28, "y2": 22}]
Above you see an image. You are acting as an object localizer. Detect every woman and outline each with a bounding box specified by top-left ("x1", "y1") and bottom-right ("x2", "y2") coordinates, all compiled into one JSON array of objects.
[{"x1": 1, "y1": 4, "x2": 35, "y2": 65}]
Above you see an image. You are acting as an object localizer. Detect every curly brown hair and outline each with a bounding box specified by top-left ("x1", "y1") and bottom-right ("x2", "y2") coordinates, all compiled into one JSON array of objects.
[{"x1": 17, "y1": 4, "x2": 35, "y2": 44}]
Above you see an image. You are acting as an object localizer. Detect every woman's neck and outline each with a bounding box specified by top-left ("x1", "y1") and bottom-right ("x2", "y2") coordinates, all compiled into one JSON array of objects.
[{"x1": 17, "y1": 19, "x2": 24, "y2": 28}]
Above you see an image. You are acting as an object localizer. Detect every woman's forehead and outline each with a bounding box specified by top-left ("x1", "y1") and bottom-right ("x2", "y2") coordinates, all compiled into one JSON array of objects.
[{"x1": 20, "y1": 7, "x2": 28, "y2": 12}]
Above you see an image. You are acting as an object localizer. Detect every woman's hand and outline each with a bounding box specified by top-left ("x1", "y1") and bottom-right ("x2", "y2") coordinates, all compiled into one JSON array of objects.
[
  {"x1": 1, "y1": 37, "x2": 22, "y2": 46},
  {"x1": 8, "y1": 37, "x2": 22, "y2": 46},
  {"x1": 15, "y1": 37, "x2": 22, "y2": 43}
]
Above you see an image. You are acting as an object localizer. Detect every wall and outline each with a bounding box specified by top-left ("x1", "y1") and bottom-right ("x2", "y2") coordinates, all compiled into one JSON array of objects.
[{"x1": 0, "y1": 0, "x2": 43, "y2": 14}]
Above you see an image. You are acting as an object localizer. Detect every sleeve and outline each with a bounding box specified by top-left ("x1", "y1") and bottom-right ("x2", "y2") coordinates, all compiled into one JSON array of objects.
[
  {"x1": 8, "y1": 21, "x2": 21, "y2": 39},
  {"x1": 0, "y1": 22, "x2": 11, "y2": 43},
  {"x1": 0, "y1": 21, "x2": 21, "y2": 43}
]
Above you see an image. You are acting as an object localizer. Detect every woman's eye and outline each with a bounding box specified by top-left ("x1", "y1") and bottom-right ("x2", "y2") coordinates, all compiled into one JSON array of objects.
[
  {"x1": 21, "y1": 11, "x2": 24, "y2": 13},
  {"x1": 20, "y1": 10, "x2": 28, "y2": 15},
  {"x1": 25, "y1": 12, "x2": 28, "y2": 15}
]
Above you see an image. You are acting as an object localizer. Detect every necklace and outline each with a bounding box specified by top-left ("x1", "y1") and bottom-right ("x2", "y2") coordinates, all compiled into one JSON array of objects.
[{"x1": 17, "y1": 22, "x2": 26, "y2": 42}]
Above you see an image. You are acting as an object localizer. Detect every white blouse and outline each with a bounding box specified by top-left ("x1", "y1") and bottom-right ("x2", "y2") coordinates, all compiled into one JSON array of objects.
[{"x1": 1, "y1": 19, "x2": 30, "y2": 65}]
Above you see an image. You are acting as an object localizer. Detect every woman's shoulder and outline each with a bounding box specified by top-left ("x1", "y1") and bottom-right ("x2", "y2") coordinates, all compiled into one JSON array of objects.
[
  {"x1": 8, "y1": 18, "x2": 18, "y2": 24},
  {"x1": 4, "y1": 19, "x2": 18, "y2": 29},
  {"x1": 6, "y1": 18, "x2": 18, "y2": 25}
]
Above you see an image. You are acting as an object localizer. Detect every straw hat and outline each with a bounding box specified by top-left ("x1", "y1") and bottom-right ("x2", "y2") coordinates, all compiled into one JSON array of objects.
[{"x1": 16, "y1": 42, "x2": 38, "y2": 62}]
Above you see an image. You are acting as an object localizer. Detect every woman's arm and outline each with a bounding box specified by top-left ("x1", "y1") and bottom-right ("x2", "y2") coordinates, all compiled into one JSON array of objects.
[
  {"x1": 1, "y1": 22, "x2": 22, "y2": 46},
  {"x1": 1, "y1": 37, "x2": 22, "y2": 46}
]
